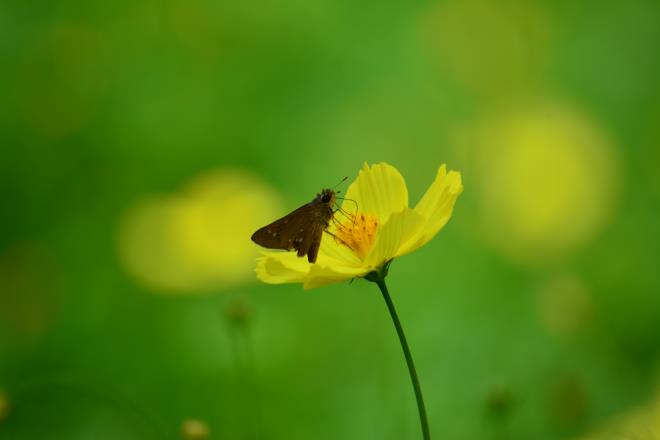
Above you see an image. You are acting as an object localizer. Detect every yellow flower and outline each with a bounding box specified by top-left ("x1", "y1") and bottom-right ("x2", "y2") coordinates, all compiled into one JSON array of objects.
[{"x1": 255, "y1": 162, "x2": 463, "y2": 289}]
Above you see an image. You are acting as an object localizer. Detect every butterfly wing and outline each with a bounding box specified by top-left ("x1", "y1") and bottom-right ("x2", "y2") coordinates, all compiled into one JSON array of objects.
[
  {"x1": 296, "y1": 218, "x2": 325, "y2": 263},
  {"x1": 251, "y1": 204, "x2": 315, "y2": 251},
  {"x1": 304, "y1": 224, "x2": 324, "y2": 263},
  {"x1": 251, "y1": 192, "x2": 335, "y2": 264}
]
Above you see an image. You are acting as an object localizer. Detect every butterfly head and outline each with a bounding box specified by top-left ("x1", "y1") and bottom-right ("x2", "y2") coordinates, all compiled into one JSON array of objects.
[{"x1": 315, "y1": 188, "x2": 336, "y2": 206}]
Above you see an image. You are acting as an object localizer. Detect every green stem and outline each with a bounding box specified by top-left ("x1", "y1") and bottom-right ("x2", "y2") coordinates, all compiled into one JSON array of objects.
[{"x1": 375, "y1": 278, "x2": 431, "y2": 440}]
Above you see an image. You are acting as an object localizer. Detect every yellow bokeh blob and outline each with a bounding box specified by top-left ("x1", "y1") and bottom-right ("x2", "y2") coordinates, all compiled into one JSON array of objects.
[
  {"x1": 119, "y1": 169, "x2": 282, "y2": 293},
  {"x1": 181, "y1": 419, "x2": 210, "y2": 440},
  {"x1": 470, "y1": 102, "x2": 619, "y2": 264},
  {"x1": 576, "y1": 391, "x2": 660, "y2": 440}
]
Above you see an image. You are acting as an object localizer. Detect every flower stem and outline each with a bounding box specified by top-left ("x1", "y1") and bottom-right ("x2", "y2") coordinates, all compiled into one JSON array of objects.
[{"x1": 375, "y1": 278, "x2": 431, "y2": 440}]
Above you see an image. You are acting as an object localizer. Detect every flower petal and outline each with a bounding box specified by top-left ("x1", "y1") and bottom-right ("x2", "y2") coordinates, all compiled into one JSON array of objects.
[
  {"x1": 397, "y1": 165, "x2": 463, "y2": 256},
  {"x1": 342, "y1": 162, "x2": 409, "y2": 225},
  {"x1": 365, "y1": 208, "x2": 425, "y2": 266},
  {"x1": 255, "y1": 251, "x2": 310, "y2": 284},
  {"x1": 318, "y1": 231, "x2": 363, "y2": 266},
  {"x1": 303, "y1": 264, "x2": 369, "y2": 290},
  {"x1": 255, "y1": 241, "x2": 360, "y2": 287}
]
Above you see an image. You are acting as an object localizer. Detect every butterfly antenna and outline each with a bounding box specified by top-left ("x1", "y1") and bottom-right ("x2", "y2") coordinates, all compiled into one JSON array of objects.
[
  {"x1": 325, "y1": 228, "x2": 352, "y2": 250},
  {"x1": 332, "y1": 176, "x2": 348, "y2": 191}
]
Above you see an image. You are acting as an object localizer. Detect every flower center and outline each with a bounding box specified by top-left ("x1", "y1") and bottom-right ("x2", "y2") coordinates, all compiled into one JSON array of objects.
[{"x1": 335, "y1": 213, "x2": 378, "y2": 259}]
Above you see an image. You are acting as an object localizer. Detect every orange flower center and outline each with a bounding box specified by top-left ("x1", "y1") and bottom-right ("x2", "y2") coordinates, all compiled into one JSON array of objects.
[{"x1": 335, "y1": 213, "x2": 379, "y2": 259}]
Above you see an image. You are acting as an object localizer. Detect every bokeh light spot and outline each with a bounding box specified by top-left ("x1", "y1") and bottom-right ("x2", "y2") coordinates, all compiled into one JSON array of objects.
[
  {"x1": 181, "y1": 419, "x2": 210, "y2": 440},
  {"x1": 118, "y1": 169, "x2": 282, "y2": 293},
  {"x1": 576, "y1": 392, "x2": 660, "y2": 439},
  {"x1": 470, "y1": 102, "x2": 620, "y2": 264}
]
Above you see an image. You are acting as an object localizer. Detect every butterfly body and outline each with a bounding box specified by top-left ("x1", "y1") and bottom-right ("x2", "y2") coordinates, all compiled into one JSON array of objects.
[{"x1": 251, "y1": 189, "x2": 336, "y2": 263}]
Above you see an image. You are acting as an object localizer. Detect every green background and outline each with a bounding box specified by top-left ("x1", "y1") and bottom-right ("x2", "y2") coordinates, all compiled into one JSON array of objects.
[{"x1": 1, "y1": 0, "x2": 660, "y2": 439}]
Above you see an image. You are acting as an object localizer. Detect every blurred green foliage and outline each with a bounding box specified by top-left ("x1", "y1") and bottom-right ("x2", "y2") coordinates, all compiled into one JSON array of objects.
[{"x1": 1, "y1": 0, "x2": 660, "y2": 439}]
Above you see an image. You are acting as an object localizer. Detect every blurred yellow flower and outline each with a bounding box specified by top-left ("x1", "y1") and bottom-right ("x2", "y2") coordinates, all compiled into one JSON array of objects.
[
  {"x1": 468, "y1": 101, "x2": 619, "y2": 264},
  {"x1": 181, "y1": 419, "x2": 210, "y2": 440},
  {"x1": 575, "y1": 392, "x2": 660, "y2": 440},
  {"x1": 119, "y1": 169, "x2": 282, "y2": 293},
  {"x1": 256, "y1": 162, "x2": 463, "y2": 289}
]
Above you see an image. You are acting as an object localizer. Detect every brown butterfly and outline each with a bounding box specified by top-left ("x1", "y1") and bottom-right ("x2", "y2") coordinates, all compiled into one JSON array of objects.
[{"x1": 251, "y1": 188, "x2": 339, "y2": 263}]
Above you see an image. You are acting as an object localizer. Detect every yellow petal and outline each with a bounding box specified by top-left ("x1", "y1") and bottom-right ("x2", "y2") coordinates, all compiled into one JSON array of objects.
[
  {"x1": 365, "y1": 208, "x2": 425, "y2": 266},
  {"x1": 303, "y1": 263, "x2": 369, "y2": 290},
  {"x1": 255, "y1": 251, "x2": 310, "y2": 284},
  {"x1": 318, "y1": 231, "x2": 363, "y2": 266},
  {"x1": 398, "y1": 165, "x2": 463, "y2": 255},
  {"x1": 342, "y1": 162, "x2": 409, "y2": 225},
  {"x1": 255, "y1": 242, "x2": 359, "y2": 287}
]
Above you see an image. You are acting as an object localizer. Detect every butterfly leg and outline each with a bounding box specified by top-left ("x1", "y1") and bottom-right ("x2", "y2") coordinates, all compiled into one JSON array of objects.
[{"x1": 323, "y1": 229, "x2": 354, "y2": 251}]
